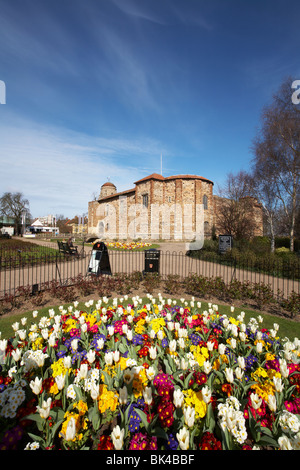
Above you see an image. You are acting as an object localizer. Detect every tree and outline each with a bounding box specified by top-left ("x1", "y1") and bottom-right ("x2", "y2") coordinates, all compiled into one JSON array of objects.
[
  {"x1": 252, "y1": 77, "x2": 300, "y2": 251},
  {"x1": 215, "y1": 171, "x2": 258, "y2": 240},
  {"x1": 0, "y1": 192, "x2": 31, "y2": 235},
  {"x1": 250, "y1": 161, "x2": 280, "y2": 252}
]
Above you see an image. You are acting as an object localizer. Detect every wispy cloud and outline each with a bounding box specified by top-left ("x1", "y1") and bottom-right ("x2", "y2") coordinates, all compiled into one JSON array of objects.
[{"x1": 0, "y1": 117, "x2": 165, "y2": 217}]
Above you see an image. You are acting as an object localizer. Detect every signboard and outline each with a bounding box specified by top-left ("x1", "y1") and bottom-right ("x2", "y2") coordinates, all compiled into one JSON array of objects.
[
  {"x1": 87, "y1": 241, "x2": 112, "y2": 275},
  {"x1": 218, "y1": 235, "x2": 233, "y2": 254}
]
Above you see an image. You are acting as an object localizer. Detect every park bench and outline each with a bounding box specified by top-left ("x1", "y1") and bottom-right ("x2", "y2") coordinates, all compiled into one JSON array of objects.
[{"x1": 57, "y1": 240, "x2": 79, "y2": 256}]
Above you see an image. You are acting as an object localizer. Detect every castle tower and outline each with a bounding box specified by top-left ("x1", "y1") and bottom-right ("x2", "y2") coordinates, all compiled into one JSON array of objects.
[{"x1": 99, "y1": 181, "x2": 117, "y2": 200}]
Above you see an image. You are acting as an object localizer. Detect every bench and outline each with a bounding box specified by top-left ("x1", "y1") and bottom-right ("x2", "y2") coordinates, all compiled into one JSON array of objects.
[{"x1": 57, "y1": 241, "x2": 79, "y2": 256}]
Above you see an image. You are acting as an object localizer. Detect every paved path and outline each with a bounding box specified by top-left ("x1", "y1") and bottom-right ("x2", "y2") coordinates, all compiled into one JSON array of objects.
[{"x1": 1, "y1": 239, "x2": 299, "y2": 299}]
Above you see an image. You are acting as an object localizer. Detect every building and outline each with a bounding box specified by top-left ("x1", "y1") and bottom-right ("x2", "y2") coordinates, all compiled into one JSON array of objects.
[
  {"x1": 29, "y1": 215, "x2": 59, "y2": 235},
  {"x1": 88, "y1": 173, "x2": 263, "y2": 242},
  {"x1": 67, "y1": 216, "x2": 88, "y2": 236}
]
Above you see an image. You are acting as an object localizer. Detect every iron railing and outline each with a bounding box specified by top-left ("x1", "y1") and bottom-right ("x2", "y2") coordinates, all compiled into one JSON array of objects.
[{"x1": 0, "y1": 249, "x2": 299, "y2": 300}]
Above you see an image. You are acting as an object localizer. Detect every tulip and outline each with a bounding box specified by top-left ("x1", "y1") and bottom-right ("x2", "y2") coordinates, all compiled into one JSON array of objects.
[
  {"x1": 250, "y1": 393, "x2": 262, "y2": 410},
  {"x1": 78, "y1": 363, "x2": 88, "y2": 380},
  {"x1": 111, "y1": 425, "x2": 125, "y2": 450},
  {"x1": 63, "y1": 356, "x2": 72, "y2": 369},
  {"x1": 169, "y1": 340, "x2": 177, "y2": 352},
  {"x1": 149, "y1": 346, "x2": 157, "y2": 359},
  {"x1": 90, "y1": 382, "x2": 100, "y2": 401},
  {"x1": 143, "y1": 386, "x2": 153, "y2": 405},
  {"x1": 218, "y1": 344, "x2": 226, "y2": 355},
  {"x1": 71, "y1": 339, "x2": 79, "y2": 351},
  {"x1": 237, "y1": 356, "x2": 245, "y2": 369},
  {"x1": 64, "y1": 417, "x2": 77, "y2": 442},
  {"x1": 203, "y1": 360, "x2": 212, "y2": 375},
  {"x1": 184, "y1": 406, "x2": 195, "y2": 427},
  {"x1": 278, "y1": 436, "x2": 293, "y2": 450},
  {"x1": 224, "y1": 367, "x2": 234, "y2": 383},
  {"x1": 256, "y1": 342, "x2": 263, "y2": 353},
  {"x1": 123, "y1": 369, "x2": 134, "y2": 384},
  {"x1": 279, "y1": 359, "x2": 290, "y2": 378},
  {"x1": 173, "y1": 389, "x2": 184, "y2": 408},
  {"x1": 30, "y1": 377, "x2": 43, "y2": 395},
  {"x1": 113, "y1": 350, "x2": 120, "y2": 363},
  {"x1": 107, "y1": 326, "x2": 114, "y2": 336},
  {"x1": 176, "y1": 427, "x2": 190, "y2": 450},
  {"x1": 235, "y1": 367, "x2": 244, "y2": 380},
  {"x1": 201, "y1": 386, "x2": 212, "y2": 404},
  {"x1": 157, "y1": 330, "x2": 164, "y2": 340},
  {"x1": 105, "y1": 352, "x2": 113, "y2": 366},
  {"x1": 0, "y1": 339, "x2": 7, "y2": 352},
  {"x1": 180, "y1": 358, "x2": 189, "y2": 370},
  {"x1": 87, "y1": 350, "x2": 96, "y2": 364},
  {"x1": 55, "y1": 373, "x2": 66, "y2": 391},
  {"x1": 119, "y1": 386, "x2": 128, "y2": 405},
  {"x1": 146, "y1": 366, "x2": 156, "y2": 381},
  {"x1": 267, "y1": 395, "x2": 277, "y2": 412},
  {"x1": 273, "y1": 376, "x2": 284, "y2": 393},
  {"x1": 37, "y1": 397, "x2": 52, "y2": 419},
  {"x1": 12, "y1": 348, "x2": 22, "y2": 362},
  {"x1": 97, "y1": 338, "x2": 105, "y2": 350},
  {"x1": 48, "y1": 334, "x2": 57, "y2": 347}
]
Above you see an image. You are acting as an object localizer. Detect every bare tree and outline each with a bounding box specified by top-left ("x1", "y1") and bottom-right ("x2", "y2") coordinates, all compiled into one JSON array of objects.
[
  {"x1": 0, "y1": 192, "x2": 31, "y2": 235},
  {"x1": 215, "y1": 171, "x2": 258, "y2": 240},
  {"x1": 252, "y1": 77, "x2": 300, "y2": 251},
  {"x1": 250, "y1": 159, "x2": 280, "y2": 252}
]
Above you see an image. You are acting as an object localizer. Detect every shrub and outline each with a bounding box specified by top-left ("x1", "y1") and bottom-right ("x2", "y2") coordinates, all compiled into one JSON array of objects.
[{"x1": 163, "y1": 274, "x2": 182, "y2": 295}]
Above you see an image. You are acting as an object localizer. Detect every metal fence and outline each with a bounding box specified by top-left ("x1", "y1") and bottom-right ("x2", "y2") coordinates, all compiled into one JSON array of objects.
[{"x1": 0, "y1": 249, "x2": 299, "y2": 300}]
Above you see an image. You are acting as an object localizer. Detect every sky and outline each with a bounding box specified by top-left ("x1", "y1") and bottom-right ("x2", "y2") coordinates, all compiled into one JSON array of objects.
[{"x1": 0, "y1": 0, "x2": 300, "y2": 219}]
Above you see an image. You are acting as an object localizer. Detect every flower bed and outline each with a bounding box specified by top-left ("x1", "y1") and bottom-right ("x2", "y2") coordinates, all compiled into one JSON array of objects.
[
  {"x1": 0, "y1": 294, "x2": 300, "y2": 450},
  {"x1": 106, "y1": 241, "x2": 152, "y2": 250}
]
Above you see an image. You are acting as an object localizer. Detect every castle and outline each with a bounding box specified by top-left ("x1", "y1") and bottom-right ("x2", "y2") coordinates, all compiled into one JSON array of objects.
[{"x1": 87, "y1": 173, "x2": 263, "y2": 242}]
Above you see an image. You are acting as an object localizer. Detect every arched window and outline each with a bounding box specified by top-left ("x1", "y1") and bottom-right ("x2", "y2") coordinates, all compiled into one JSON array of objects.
[{"x1": 203, "y1": 195, "x2": 208, "y2": 210}]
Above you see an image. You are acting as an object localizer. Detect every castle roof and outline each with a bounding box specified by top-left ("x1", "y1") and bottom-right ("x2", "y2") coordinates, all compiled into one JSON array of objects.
[
  {"x1": 134, "y1": 173, "x2": 213, "y2": 185},
  {"x1": 101, "y1": 181, "x2": 116, "y2": 187},
  {"x1": 97, "y1": 173, "x2": 213, "y2": 202}
]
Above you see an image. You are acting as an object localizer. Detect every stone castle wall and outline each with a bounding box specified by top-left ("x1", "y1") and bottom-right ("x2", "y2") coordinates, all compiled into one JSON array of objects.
[{"x1": 87, "y1": 174, "x2": 263, "y2": 241}]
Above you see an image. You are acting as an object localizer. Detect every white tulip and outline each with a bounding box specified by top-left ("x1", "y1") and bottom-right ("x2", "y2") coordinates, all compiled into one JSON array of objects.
[
  {"x1": 149, "y1": 346, "x2": 157, "y2": 359},
  {"x1": 64, "y1": 417, "x2": 77, "y2": 442},
  {"x1": 201, "y1": 386, "x2": 212, "y2": 404},
  {"x1": 203, "y1": 360, "x2": 212, "y2": 375},
  {"x1": 111, "y1": 425, "x2": 125, "y2": 450},
  {"x1": 143, "y1": 386, "x2": 153, "y2": 405},
  {"x1": 176, "y1": 427, "x2": 190, "y2": 450},
  {"x1": 87, "y1": 350, "x2": 96, "y2": 364},
  {"x1": 118, "y1": 386, "x2": 128, "y2": 405},
  {"x1": 37, "y1": 397, "x2": 52, "y2": 419},
  {"x1": 267, "y1": 395, "x2": 277, "y2": 412},
  {"x1": 250, "y1": 393, "x2": 262, "y2": 410},
  {"x1": 173, "y1": 389, "x2": 184, "y2": 408},
  {"x1": 55, "y1": 373, "x2": 66, "y2": 391},
  {"x1": 224, "y1": 367, "x2": 234, "y2": 383},
  {"x1": 90, "y1": 382, "x2": 100, "y2": 401},
  {"x1": 184, "y1": 406, "x2": 195, "y2": 427},
  {"x1": 30, "y1": 377, "x2": 43, "y2": 395}
]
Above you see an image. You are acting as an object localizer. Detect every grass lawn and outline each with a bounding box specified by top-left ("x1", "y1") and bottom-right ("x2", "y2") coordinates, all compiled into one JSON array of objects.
[
  {"x1": 0, "y1": 295, "x2": 299, "y2": 341},
  {"x1": 0, "y1": 238, "x2": 62, "y2": 266}
]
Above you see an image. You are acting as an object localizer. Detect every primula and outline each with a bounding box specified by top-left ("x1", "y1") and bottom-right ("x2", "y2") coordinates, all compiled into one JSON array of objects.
[{"x1": 1, "y1": 296, "x2": 300, "y2": 451}]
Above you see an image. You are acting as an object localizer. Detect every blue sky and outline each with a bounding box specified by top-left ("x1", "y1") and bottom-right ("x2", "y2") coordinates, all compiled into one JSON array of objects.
[{"x1": 0, "y1": 0, "x2": 300, "y2": 219}]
